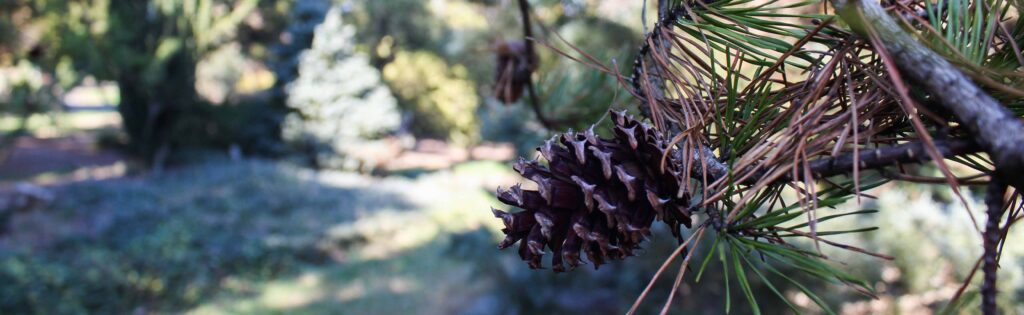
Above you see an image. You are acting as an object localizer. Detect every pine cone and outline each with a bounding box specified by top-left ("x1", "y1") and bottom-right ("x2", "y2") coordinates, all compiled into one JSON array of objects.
[
  {"x1": 492, "y1": 40, "x2": 536, "y2": 104},
  {"x1": 492, "y1": 110, "x2": 694, "y2": 272}
]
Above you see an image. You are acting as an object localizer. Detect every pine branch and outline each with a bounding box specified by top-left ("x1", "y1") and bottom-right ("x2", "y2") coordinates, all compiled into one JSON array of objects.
[
  {"x1": 680, "y1": 138, "x2": 981, "y2": 184},
  {"x1": 831, "y1": 0, "x2": 1024, "y2": 191},
  {"x1": 629, "y1": 3, "x2": 688, "y2": 110},
  {"x1": 785, "y1": 138, "x2": 981, "y2": 181}
]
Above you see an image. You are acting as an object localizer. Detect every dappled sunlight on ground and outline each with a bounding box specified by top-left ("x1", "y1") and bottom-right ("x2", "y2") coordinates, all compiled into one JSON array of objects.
[
  {"x1": 177, "y1": 160, "x2": 516, "y2": 314},
  {"x1": 188, "y1": 232, "x2": 491, "y2": 315}
]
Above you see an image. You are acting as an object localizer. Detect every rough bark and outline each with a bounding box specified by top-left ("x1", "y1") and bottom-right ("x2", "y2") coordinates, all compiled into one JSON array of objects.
[
  {"x1": 831, "y1": 0, "x2": 1024, "y2": 190},
  {"x1": 681, "y1": 139, "x2": 980, "y2": 184},
  {"x1": 982, "y1": 179, "x2": 1007, "y2": 315},
  {"x1": 790, "y1": 139, "x2": 980, "y2": 180}
]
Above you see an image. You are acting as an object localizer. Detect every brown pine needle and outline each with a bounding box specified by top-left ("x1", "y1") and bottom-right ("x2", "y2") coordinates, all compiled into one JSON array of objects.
[
  {"x1": 865, "y1": 23, "x2": 982, "y2": 234},
  {"x1": 660, "y1": 227, "x2": 707, "y2": 315},
  {"x1": 627, "y1": 226, "x2": 707, "y2": 315}
]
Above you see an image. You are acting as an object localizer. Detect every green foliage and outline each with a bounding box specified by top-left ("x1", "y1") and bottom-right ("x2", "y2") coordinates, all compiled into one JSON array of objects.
[
  {"x1": 478, "y1": 101, "x2": 548, "y2": 155},
  {"x1": 924, "y1": 0, "x2": 1002, "y2": 66},
  {"x1": 0, "y1": 0, "x2": 34, "y2": 62},
  {"x1": 350, "y1": 0, "x2": 446, "y2": 66},
  {"x1": 383, "y1": 50, "x2": 479, "y2": 145},
  {"x1": 166, "y1": 101, "x2": 286, "y2": 157},
  {"x1": 195, "y1": 44, "x2": 249, "y2": 104},
  {"x1": 533, "y1": 17, "x2": 639, "y2": 129},
  {"x1": 282, "y1": 6, "x2": 400, "y2": 170},
  {"x1": 0, "y1": 60, "x2": 61, "y2": 132},
  {"x1": 0, "y1": 2, "x2": 63, "y2": 142},
  {"x1": 40, "y1": 0, "x2": 259, "y2": 161},
  {"x1": 0, "y1": 5, "x2": 18, "y2": 58}
]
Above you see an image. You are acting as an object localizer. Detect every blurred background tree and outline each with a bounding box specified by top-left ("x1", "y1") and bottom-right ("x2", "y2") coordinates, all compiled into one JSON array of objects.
[
  {"x1": 0, "y1": 1, "x2": 63, "y2": 162},
  {"x1": 1, "y1": 0, "x2": 641, "y2": 163},
  {"x1": 282, "y1": 4, "x2": 400, "y2": 171},
  {"x1": 37, "y1": 0, "x2": 261, "y2": 165},
  {"x1": 269, "y1": 0, "x2": 330, "y2": 104},
  {"x1": 383, "y1": 51, "x2": 479, "y2": 145}
]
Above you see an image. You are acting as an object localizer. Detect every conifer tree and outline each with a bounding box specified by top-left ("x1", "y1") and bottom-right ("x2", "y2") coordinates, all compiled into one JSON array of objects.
[{"x1": 283, "y1": 5, "x2": 400, "y2": 170}]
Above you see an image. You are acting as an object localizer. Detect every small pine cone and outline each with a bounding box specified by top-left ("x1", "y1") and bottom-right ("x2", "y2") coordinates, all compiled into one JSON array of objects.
[
  {"x1": 492, "y1": 110, "x2": 694, "y2": 272},
  {"x1": 492, "y1": 40, "x2": 536, "y2": 104}
]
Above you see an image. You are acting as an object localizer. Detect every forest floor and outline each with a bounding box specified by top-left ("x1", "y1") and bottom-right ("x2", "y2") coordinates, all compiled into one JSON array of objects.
[{"x1": 0, "y1": 134, "x2": 124, "y2": 182}]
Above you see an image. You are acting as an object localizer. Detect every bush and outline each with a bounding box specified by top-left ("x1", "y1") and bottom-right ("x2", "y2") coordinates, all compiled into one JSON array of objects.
[
  {"x1": 167, "y1": 101, "x2": 286, "y2": 158},
  {"x1": 383, "y1": 50, "x2": 480, "y2": 145}
]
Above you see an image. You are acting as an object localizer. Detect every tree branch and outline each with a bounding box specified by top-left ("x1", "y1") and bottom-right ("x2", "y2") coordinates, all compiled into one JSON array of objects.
[
  {"x1": 789, "y1": 138, "x2": 981, "y2": 181},
  {"x1": 831, "y1": 0, "x2": 1024, "y2": 190},
  {"x1": 517, "y1": 0, "x2": 535, "y2": 62},
  {"x1": 630, "y1": 3, "x2": 688, "y2": 113},
  {"x1": 982, "y1": 179, "x2": 1007, "y2": 315},
  {"x1": 516, "y1": 0, "x2": 557, "y2": 130},
  {"x1": 680, "y1": 138, "x2": 981, "y2": 185}
]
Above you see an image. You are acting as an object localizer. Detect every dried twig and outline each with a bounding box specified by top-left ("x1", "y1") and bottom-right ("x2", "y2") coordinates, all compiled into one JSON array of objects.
[
  {"x1": 516, "y1": 0, "x2": 573, "y2": 130},
  {"x1": 982, "y1": 178, "x2": 1007, "y2": 315},
  {"x1": 517, "y1": 0, "x2": 556, "y2": 130}
]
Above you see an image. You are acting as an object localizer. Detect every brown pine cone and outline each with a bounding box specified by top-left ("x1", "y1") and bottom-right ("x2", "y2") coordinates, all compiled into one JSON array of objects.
[
  {"x1": 492, "y1": 110, "x2": 694, "y2": 272},
  {"x1": 492, "y1": 40, "x2": 536, "y2": 104}
]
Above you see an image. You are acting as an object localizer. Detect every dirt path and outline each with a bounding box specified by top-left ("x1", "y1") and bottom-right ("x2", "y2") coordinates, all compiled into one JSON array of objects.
[{"x1": 0, "y1": 134, "x2": 123, "y2": 183}]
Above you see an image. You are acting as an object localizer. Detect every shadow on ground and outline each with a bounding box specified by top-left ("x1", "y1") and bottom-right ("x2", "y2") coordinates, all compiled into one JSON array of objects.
[{"x1": 0, "y1": 160, "x2": 421, "y2": 314}]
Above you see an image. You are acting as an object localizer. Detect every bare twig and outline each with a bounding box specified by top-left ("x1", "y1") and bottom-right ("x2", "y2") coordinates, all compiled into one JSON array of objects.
[
  {"x1": 787, "y1": 138, "x2": 980, "y2": 181},
  {"x1": 642, "y1": 0, "x2": 649, "y2": 34},
  {"x1": 629, "y1": 0, "x2": 692, "y2": 123},
  {"x1": 879, "y1": 170, "x2": 989, "y2": 186},
  {"x1": 516, "y1": 0, "x2": 559, "y2": 130},
  {"x1": 516, "y1": 0, "x2": 535, "y2": 68}
]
